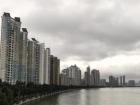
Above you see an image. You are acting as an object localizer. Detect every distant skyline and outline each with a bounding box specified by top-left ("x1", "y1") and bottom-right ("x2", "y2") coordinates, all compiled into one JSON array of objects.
[{"x1": 1, "y1": 0, "x2": 140, "y2": 80}]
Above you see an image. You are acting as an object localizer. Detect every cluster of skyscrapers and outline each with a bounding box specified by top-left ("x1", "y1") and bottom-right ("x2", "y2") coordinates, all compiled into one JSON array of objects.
[
  {"x1": 83, "y1": 67, "x2": 127, "y2": 87},
  {"x1": 60, "y1": 65, "x2": 102, "y2": 86},
  {"x1": 108, "y1": 75, "x2": 137, "y2": 87},
  {"x1": 109, "y1": 75, "x2": 125, "y2": 87},
  {"x1": 83, "y1": 66, "x2": 101, "y2": 86},
  {"x1": 0, "y1": 12, "x2": 60, "y2": 85}
]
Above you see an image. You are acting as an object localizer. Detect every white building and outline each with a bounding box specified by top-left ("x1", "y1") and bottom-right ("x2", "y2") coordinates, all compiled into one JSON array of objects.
[
  {"x1": 39, "y1": 43, "x2": 45, "y2": 84},
  {"x1": 44, "y1": 48, "x2": 51, "y2": 85}
]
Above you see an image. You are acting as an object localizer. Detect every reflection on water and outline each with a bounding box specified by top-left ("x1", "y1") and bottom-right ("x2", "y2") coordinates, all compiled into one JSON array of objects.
[{"x1": 25, "y1": 88, "x2": 140, "y2": 105}]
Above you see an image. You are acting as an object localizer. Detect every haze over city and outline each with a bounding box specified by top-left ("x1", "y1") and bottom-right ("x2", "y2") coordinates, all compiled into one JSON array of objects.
[{"x1": 1, "y1": 0, "x2": 140, "y2": 80}]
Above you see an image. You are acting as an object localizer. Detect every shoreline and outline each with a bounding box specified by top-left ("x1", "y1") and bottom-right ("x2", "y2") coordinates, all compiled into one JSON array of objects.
[{"x1": 13, "y1": 89, "x2": 75, "y2": 105}]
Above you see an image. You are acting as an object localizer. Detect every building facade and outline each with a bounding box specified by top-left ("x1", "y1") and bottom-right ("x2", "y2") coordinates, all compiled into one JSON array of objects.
[
  {"x1": 128, "y1": 80, "x2": 135, "y2": 86},
  {"x1": 27, "y1": 39, "x2": 40, "y2": 84},
  {"x1": 0, "y1": 13, "x2": 28, "y2": 84},
  {"x1": 90, "y1": 69, "x2": 100, "y2": 86},
  {"x1": 84, "y1": 66, "x2": 90, "y2": 86},
  {"x1": 17, "y1": 28, "x2": 28, "y2": 83},
  {"x1": 109, "y1": 75, "x2": 119, "y2": 87},
  {"x1": 100, "y1": 79, "x2": 106, "y2": 86},
  {"x1": 119, "y1": 75, "x2": 125, "y2": 86},
  {"x1": 39, "y1": 43, "x2": 45, "y2": 84},
  {"x1": 50, "y1": 55, "x2": 60, "y2": 85},
  {"x1": 44, "y1": 48, "x2": 51, "y2": 84},
  {"x1": 60, "y1": 65, "x2": 81, "y2": 86}
]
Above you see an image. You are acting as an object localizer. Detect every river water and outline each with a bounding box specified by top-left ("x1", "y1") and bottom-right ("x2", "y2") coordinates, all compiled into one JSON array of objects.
[{"x1": 25, "y1": 88, "x2": 140, "y2": 105}]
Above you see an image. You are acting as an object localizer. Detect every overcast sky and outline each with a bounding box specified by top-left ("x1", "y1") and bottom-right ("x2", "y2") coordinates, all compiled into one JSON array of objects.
[{"x1": 1, "y1": 0, "x2": 140, "y2": 81}]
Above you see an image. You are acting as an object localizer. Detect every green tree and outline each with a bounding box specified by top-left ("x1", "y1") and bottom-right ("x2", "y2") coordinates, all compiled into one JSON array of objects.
[{"x1": 0, "y1": 91, "x2": 9, "y2": 105}]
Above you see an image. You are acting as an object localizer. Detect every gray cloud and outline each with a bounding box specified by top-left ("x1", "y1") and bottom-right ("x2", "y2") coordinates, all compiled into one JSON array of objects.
[
  {"x1": 22, "y1": 0, "x2": 140, "y2": 61},
  {"x1": 1, "y1": 0, "x2": 140, "y2": 80}
]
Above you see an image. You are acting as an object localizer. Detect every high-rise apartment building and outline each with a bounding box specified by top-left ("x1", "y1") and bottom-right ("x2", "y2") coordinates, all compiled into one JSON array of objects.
[
  {"x1": 60, "y1": 68, "x2": 71, "y2": 86},
  {"x1": 109, "y1": 75, "x2": 119, "y2": 87},
  {"x1": 59, "y1": 73, "x2": 70, "y2": 86},
  {"x1": 122, "y1": 75, "x2": 125, "y2": 86},
  {"x1": 50, "y1": 55, "x2": 60, "y2": 85},
  {"x1": 84, "y1": 66, "x2": 90, "y2": 86},
  {"x1": 27, "y1": 39, "x2": 38, "y2": 84},
  {"x1": 61, "y1": 65, "x2": 81, "y2": 86},
  {"x1": 120, "y1": 76, "x2": 123, "y2": 86},
  {"x1": 90, "y1": 69, "x2": 100, "y2": 86},
  {"x1": 44, "y1": 48, "x2": 51, "y2": 84},
  {"x1": 84, "y1": 71, "x2": 88, "y2": 86},
  {"x1": 120, "y1": 75, "x2": 125, "y2": 86},
  {"x1": 0, "y1": 13, "x2": 28, "y2": 84},
  {"x1": 100, "y1": 79, "x2": 106, "y2": 86},
  {"x1": 27, "y1": 40, "x2": 33, "y2": 83},
  {"x1": 128, "y1": 80, "x2": 135, "y2": 87},
  {"x1": 17, "y1": 28, "x2": 28, "y2": 83},
  {"x1": 39, "y1": 43, "x2": 45, "y2": 84}
]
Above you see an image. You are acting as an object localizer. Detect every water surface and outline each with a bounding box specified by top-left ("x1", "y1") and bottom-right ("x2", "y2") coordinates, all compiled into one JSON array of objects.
[{"x1": 25, "y1": 88, "x2": 140, "y2": 105}]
